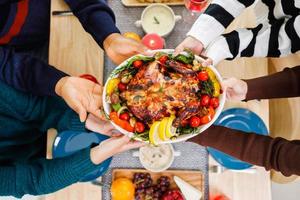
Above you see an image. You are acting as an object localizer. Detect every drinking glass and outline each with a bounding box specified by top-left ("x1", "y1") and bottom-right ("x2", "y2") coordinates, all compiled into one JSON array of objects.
[{"x1": 183, "y1": 0, "x2": 208, "y2": 22}]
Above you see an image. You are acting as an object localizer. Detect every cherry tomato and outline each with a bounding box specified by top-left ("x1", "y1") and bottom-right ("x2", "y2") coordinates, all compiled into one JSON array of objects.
[
  {"x1": 210, "y1": 97, "x2": 220, "y2": 108},
  {"x1": 189, "y1": 116, "x2": 201, "y2": 128},
  {"x1": 119, "y1": 112, "x2": 130, "y2": 121},
  {"x1": 158, "y1": 55, "x2": 169, "y2": 65},
  {"x1": 79, "y1": 74, "x2": 99, "y2": 84},
  {"x1": 110, "y1": 111, "x2": 134, "y2": 132},
  {"x1": 118, "y1": 82, "x2": 127, "y2": 92},
  {"x1": 135, "y1": 122, "x2": 145, "y2": 133},
  {"x1": 133, "y1": 60, "x2": 143, "y2": 68},
  {"x1": 197, "y1": 71, "x2": 209, "y2": 81},
  {"x1": 201, "y1": 95, "x2": 210, "y2": 107}
]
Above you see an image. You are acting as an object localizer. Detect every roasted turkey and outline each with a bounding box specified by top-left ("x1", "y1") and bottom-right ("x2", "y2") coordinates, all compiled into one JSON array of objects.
[{"x1": 120, "y1": 60, "x2": 206, "y2": 126}]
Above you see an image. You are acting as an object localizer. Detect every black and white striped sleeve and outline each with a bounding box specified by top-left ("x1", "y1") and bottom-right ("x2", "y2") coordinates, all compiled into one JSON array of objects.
[
  {"x1": 206, "y1": 16, "x2": 300, "y2": 65},
  {"x1": 187, "y1": 0, "x2": 256, "y2": 48}
]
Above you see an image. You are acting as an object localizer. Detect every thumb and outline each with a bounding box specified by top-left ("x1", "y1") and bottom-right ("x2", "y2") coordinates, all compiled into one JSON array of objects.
[
  {"x1": 73, "y1": 101, "x2": 87, "y2": 122},
  {"x1": 173, "y1": 45, "x2": 184, "y2": 57},
  {"x1": 138, "y1": 44, "x2": 152, "y2": 55},
  {"x1": 202, "y1": 58, "x2": 213, "y2": 67},
  {"x1": 221, "y1": 78, "x2": 237, "y2": 92},
  {"x1": 91, "y1": 108, "x2": 107, "y2": 121}
]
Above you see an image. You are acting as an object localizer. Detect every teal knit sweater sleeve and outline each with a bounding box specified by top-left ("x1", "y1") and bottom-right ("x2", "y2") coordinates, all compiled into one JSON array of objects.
[
  {"x1": 0, "y1": 148, "x2": 99, "y2": 198},
  {"x1": 0, "y1": 81, "x2": 107, "y2": 198}
]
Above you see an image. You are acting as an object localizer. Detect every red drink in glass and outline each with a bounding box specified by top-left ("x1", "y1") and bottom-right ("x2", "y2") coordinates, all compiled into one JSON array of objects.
[{"x1": 185, "y1": 0, "x2": 208, "y2": 13}]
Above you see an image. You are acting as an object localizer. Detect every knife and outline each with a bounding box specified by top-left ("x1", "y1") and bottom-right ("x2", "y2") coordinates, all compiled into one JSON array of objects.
[{"x1": 174, "y1": 176, "x2": 202, "y2": 200}]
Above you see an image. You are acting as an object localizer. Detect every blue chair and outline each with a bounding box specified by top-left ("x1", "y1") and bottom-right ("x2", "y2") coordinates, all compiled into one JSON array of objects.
[{"x1": 52, "y1": 130, "x2": 112, "y2": 182}]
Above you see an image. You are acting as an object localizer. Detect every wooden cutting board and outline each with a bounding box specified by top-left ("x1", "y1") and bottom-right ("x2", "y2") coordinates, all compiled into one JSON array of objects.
[
  {"x1": 122, "y1": 0, "x2": 184, "y2": 7},
  {"x1": 49, "y1": 0, "x2": 104, "y2": 84},
  {"x1": 112, "y1": 169, "x2": 204, "y2": 193}
]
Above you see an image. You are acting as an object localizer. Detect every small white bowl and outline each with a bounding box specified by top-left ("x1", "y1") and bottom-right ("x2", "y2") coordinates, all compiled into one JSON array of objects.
[
  {"x1": 103, "y1": 49, "x2": 226, "y2": 144},
  {"x1": 135, "y1": 4, "x2": 182, "y2": 37},
  {"x1": 133, "y1": 144, "x2": 180, "y2": 172}
]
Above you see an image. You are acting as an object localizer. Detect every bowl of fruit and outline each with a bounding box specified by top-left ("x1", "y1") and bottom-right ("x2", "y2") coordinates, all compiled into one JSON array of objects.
[{"x1": 103, "y1": 49, "x2": 225, "y2": 145}]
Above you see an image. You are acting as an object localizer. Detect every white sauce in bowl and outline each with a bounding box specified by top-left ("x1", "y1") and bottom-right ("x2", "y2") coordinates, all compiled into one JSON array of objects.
[
  {"x1": 142, "y1": 6, "x2": 174, "y2": 36},
  {"x1": 139, "y1": 144, "x2": 173, "y2": 171}
]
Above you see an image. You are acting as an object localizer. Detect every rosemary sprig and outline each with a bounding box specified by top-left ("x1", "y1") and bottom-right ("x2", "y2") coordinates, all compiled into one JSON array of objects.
[{"x1": 154, "y1": 16, "x2": 160, "y2": 24}]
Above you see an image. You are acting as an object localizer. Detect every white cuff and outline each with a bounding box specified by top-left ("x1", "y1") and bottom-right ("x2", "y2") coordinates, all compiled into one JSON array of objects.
[
  {"x1": 205, "y1": 36, "x2": 233, "y2": 65},
  {"x1": 187, "y1": 14, "x2": 225, "y2": 48}
]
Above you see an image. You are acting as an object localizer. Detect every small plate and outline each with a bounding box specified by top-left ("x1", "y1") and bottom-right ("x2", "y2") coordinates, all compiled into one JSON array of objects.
[
  {"x1": 207, "y1": 108, "x2": 269, "y2": 170},
  {"x1": 52, "y1": 131, "x2": 112, "y2": 181}
]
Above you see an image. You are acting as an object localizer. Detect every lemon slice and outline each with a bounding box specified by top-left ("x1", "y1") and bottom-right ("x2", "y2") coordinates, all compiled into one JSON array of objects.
[
  {"x1": 166, "y1": 115, "x2": 177, "y2": 139},
  {"x1": 158, "y1": 117, "x2": 169, "y2": 141},
  {"x1": 149, "y1": 121, "x2": 162, "y2": 145}
]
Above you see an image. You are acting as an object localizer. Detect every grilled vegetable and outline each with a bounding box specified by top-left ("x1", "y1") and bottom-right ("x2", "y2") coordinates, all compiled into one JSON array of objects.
[
  {"x1": 112, "y1": 103, "x2": 122, "y2": 112},
  {"x1": 206, "y1": 68, "x2": 221, "y2": 97},
  {"x1": 110, "y1": 111, "x2": 134, "y2": 132},
  {"x1": 106, "y1": 78, "x2": 120, "y2": 95}
]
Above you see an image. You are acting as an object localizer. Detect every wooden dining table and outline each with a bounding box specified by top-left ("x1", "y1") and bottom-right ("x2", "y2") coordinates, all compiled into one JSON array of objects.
[{"x1": 45, "y1": 0, "x2": 272, "y2": 199}]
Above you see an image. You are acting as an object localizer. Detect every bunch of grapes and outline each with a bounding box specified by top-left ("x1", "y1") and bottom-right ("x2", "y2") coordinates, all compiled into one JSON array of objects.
[
  {"x1": 133, "y1": 173, "x2": 171, "y2": 200},
  {"x1": 157, "y1": 176, "x2": 170, "y2": 193},
  {"x1": 133, "y1": 173, "x2": 153, "y2": 189}
]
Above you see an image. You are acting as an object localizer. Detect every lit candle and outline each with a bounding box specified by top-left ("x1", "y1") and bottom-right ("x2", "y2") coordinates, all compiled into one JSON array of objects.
[{"x1": 142, "y1": 33, "x2": 165, "y2": 50}]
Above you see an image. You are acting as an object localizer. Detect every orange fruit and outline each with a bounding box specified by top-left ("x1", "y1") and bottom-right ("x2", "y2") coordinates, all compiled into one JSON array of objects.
[
  {"x1": 123, "y1": 32, "x2": 141, "y2": 42},
  {"x1": 111, "y1": 178, "x2": 135, "y2": 200}
]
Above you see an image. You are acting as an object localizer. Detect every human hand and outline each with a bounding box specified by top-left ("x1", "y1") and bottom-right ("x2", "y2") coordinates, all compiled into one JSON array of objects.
[
  {"x1": 55, "y1": 76, "x2": 104, "y2": 122},
  {"x1": 174, "y1": 36, "x2": 212, "y2": 66},
  {"x1": 90, "y1": 135, "x2": 145, "y2": 165},
  {"x1": 222, "y1": 78, "x2": 248, "y2": 101},
  {"x1": 85, "y1": 114, "x2": 121, "y2": 137},
  {"x1": 104, "y1": 33, "x2": 150, "y2": 65}
]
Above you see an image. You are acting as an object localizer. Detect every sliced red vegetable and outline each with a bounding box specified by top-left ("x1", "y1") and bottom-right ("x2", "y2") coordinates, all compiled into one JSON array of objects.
[
  {"x1": 118, "y1": 82, "x2": 127, "y2": 92},
  {"x1": 119, "y1": 112, "x2": 130, "y2": 121},
  {"x1": 135, "y1": 122, "x2": 145, "y2": 133},
  {"x1": 189, "y1": 116, "x2": 201, "y2": 128},
  {"x1": 158, "y1": 55, "x2": 169, "y2": 65},
  {"x1": 200, "y1": 114, "x2": 212, "y2": 125},
  {"x1": 79, "y1": 74, "x2": 99, "y2": 84},
  {"x1": 197, "y1": 71, "x2": 209, "y2": 81},
  {"x1": 180, "y1": 119, "x2": 189, "y2": 127},
  {"x1": 210, "y1": 97, "x2": 219, "y2": 108},
  {"x1": 200, "y1": 106, "x2": 215, "y2": 125},
  {"x1": 133, "y1": 60, "x2": 143, "y2": 68},
  {"x1": 201, "y1": 95, "x2": 210, "y2": 107},
  {"x1": 110, "y1": 111, "x2": 134, "y2": 132}
]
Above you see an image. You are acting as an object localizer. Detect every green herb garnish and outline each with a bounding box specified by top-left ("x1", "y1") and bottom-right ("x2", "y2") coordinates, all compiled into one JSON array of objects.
[
  {"x1": 110, "y1": 56, "x2": 154, "y2": 78},
  {"x1": 154, "y1": 16, "x2": 160, "y2": 24},
  {"x1": 172, "y1": 49, "x2": 195, "y2": 64},
  {"x1": 201, "y1": 79, "x2": 214, "y2": 96},
  {"x1": 132, "y1": 131, "x2": 150, "y2": 141},
  {"x1": 177, "y1": 127, "x2": 201, "y2": 135}
]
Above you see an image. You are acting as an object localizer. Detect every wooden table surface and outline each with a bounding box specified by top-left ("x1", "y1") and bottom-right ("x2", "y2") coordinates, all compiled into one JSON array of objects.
[{"x1": 45, "y1": 1, "x2": 271, "y2": 199}]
